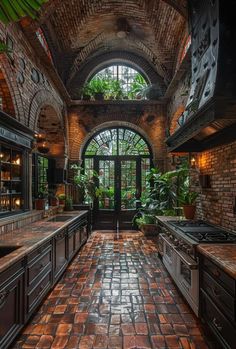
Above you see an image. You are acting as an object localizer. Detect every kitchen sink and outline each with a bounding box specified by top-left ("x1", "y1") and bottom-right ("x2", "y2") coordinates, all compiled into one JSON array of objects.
[
  {"x1": 0, "y1": 246, "x2": 21, "y2": 258},
  {"x1": 46, "y1": 215, "x2": 73, "y2": 222}
]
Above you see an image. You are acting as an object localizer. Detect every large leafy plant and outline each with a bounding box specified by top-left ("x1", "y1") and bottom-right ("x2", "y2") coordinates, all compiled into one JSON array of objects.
[
  {"x1": 0, "y1": 0, "x2": 48, "y2": 24},
  {"x1": 71, "y1": 165, "x2": 99, "y2": 203},
  {"x1": 178, "y1": 177, "x2": 198, "y2": 205},
  {"x1": 133, "y1": 164, "x2": 189, "y2": 228}
]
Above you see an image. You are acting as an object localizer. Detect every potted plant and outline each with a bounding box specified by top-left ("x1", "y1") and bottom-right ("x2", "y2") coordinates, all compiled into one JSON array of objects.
[
  {"x1": 128, "y1": 73, "x2": 147, "y2": 99},
  {"x1": 87, "y1": 78, "x2": 108, "y2": 100},
  {"x1": 35, "y1": 188, "x2": 48, "y2": 210},
  {"x1": 135, "y1": 213, "x2": 157, "y2": 236},
  {"x1": 58, "y1": 193, "x2": 66, "y2": 205},
  {"x1": 64, "y1": 196, "x2": 73, "y2": 211},
  {"x1": 179, "y1": 189, "x2": 198, "y2": 220},
  {"x1": 48, "y1": 186, "x2": 59, "y2": 206},
  {"x1": 71, "y1": 165, "x2": 99, "y2": 204},
  {"x1": 80, "y1": 82, "x2": 92, "y2": 100}
]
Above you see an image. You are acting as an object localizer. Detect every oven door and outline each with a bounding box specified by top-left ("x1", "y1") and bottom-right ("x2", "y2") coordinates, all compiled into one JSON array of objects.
[
  {"x1": 175, "y1": 248, "x2": 199, "y2": 315},
  {"x1": 160, "y1": 234, "x2": 177, "y2": 277}
]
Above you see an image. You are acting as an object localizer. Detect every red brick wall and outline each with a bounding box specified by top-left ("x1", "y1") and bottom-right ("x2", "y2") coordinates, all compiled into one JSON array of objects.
[
  {"x1": 195, "y1": 141, "x2": 236, "y2": 231},
  {"x1": 68, "y1": 102, "x2": 167, "y2": 170},
  {"x1": 0, "y1": 23, "x2": 64, "y2": 130}
]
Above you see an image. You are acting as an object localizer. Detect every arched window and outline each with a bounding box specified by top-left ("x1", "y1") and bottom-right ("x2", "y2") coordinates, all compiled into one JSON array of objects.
[
  {"x1": 86, "y1": 64, "x2": 148, "y2": 99},
  {"x1": 84, "y1": 128, "x2": 150, "y2": 156}
]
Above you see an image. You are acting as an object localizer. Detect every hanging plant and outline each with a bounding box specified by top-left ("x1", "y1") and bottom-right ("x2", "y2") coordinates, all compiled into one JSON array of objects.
[{"x1": 0, "y1": 0, "x2": 48, "y2": 25}]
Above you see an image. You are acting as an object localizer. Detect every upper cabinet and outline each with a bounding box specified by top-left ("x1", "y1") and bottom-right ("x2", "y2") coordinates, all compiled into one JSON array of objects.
[
  {"x1": 0, "y1": 111, "x2": 34, "y2": 216},
  {"x1": 166, "y1": 0, "x2": 236, "y2": 152}
]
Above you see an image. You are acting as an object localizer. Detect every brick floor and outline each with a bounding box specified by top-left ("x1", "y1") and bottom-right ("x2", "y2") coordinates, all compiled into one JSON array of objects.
[{"x1": 11, "y1": 231, "x2": 209, "y2": 349}]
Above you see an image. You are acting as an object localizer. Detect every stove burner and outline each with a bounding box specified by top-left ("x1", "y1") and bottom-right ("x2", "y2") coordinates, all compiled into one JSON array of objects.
[
  {"x1": 185, "y1": 230, "x2": 236, "y2": 243},
  {"x1": 167, "y1": 220, "x2": 236, "y2": 243}
]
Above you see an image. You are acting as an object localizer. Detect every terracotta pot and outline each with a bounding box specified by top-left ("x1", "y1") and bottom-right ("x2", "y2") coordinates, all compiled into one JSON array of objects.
[
  {"x1": 183, "y1": 205, "x2": 196, "y2": 220},
  {"x1": 35, "y1": 198, "x2": 46, "y2": 210},
  {"x1": 140, "y1": 224, "x2": 157, "y2": 236},
  {"x1": 50, "y1": 197, "x2": 59, "y2": 206}
]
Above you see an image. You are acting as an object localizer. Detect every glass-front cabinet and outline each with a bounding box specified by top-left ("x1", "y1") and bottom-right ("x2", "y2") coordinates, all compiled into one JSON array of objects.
[{"x1": 0, "y1": 144, "x2": 23, "y2": 213}]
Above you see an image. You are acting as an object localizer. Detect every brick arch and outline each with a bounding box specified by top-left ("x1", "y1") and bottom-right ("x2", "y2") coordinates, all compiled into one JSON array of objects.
[
  {"x1": 75, "y1": 121, "x2": 155, "y2": 162},
  {"x1": 67, "y1": 51, "x2": 166, "y2": 97},
  {"x1": 37, "y1": 105, "x2": 68, "y2": 160},
  {"x1": 28, "y1": 89, "x2": 64, "y2": 129}
]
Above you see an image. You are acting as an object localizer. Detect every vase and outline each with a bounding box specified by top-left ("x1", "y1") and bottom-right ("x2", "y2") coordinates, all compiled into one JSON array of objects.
[{"x1": 183, "y1": 205, "x2": 196, "y2": 220}]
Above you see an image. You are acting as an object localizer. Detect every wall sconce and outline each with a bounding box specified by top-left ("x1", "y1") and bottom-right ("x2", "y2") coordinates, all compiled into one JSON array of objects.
[
  {"x1": 34, "y1": 131, "x2": 50, "y2": 154},
  {"x1": 189, "y1": 153, "x2": 197, "y2": 169}
]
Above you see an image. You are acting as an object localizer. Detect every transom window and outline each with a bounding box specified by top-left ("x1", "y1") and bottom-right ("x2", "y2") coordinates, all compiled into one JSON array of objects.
[
  {"x1": 90, "y1": 64, "x2": 147, "y2": 96},
  {"x1": 84, "y1": 128, "x2": 150, "y2": 156}
]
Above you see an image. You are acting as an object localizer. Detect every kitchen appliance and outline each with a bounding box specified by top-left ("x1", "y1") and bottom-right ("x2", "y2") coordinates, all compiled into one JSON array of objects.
[{"x1": 158, "y1": 220, "x2": 236, "y2": 316}]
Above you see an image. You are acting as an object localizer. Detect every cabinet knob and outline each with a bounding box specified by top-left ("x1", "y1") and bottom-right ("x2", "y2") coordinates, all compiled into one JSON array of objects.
[
  {"x1": 0, "y1": 290, "x2": 9, "y2": 309},
  {"x1": 212, "y1": 317, "x2": 222, "y2": 331}
]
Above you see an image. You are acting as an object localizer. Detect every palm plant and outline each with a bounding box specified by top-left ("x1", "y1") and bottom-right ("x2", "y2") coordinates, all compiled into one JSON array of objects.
[
  {"x1": 128, "y1": 73, "x2": 147, "y2": 99},
  {"x1": 0, "y1": 0, "x2": 48, "y2": 24}
]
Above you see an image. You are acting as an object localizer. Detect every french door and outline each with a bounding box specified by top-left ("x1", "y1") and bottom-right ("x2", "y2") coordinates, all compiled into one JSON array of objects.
[{"x1": 93, "y1": 156, "x2": 141, "y2": 230}]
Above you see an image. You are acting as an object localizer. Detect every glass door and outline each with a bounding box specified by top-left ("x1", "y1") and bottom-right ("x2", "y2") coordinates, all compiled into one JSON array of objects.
[
  {"x1": 118, "y1": 159, "x2": 137, "y2": 229},
  {"x1": 94, "y1": 158, "x2": 117, "y2": 230}
]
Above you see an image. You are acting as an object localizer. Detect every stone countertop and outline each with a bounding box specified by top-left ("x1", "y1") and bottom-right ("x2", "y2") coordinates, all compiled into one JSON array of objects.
[
  {"x1": 0, "y1": 210, "x2": 88, "y2": 274},
  {"x1": 197, "y1": 244, "x2": 236, "y2": 279}
]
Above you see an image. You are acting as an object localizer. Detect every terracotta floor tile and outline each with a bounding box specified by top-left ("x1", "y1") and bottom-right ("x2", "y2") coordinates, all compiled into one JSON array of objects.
[{"x1": 10, "y1": 231, "x2": 209, "y2": 349}]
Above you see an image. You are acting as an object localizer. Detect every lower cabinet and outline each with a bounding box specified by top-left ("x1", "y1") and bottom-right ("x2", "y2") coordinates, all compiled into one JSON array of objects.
[
  {"x1": 54, "y1": 229, "x2": 68, "y2": 281},
  {"x1": 0, "y1": 260, "x2": 24, "y2": 349},
  {"x1": 0, "y1": 212, "x2": 89, "y2": 349},
  {"x1": 199, "y1": 254, "x2": 236, "y2": 349},
  {"x1": 26, "y1": 241, "x2": 53, "y2": 319}
]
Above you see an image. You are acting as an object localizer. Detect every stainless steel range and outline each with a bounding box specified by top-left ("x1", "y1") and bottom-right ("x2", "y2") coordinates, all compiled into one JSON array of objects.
[{"x1": 158, "y1": 219, "x2": 236, "y2": 316}]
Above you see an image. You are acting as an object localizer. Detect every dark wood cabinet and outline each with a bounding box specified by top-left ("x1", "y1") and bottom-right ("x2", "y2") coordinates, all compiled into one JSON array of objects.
[
  {"x1": 54, "y1": 229, "x2": 68, "y2": 281},
  {"x1": 0, "y1": 260, "x2": 25, "y2": 349},
  {"x1": 26, "y1": 241, "x2": 53, "y2": 318},
  {"x1": 200, "y1": 255, "x2": 236, "y2": 349},
  {"x1": 0, "y1": 212, "x2": 89, "y2": 349}
]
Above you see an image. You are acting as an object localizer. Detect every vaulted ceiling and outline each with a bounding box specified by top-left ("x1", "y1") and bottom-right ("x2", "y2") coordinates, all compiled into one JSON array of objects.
[{"x1": 21, "y1": 0, "x2": 188, "y2": 98}]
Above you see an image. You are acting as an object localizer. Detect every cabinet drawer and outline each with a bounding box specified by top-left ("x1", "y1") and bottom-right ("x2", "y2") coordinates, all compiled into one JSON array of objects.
[
  {"x1": 27, "y1": 269, "x2": 51, "y2": 313},
  {"x1": 202, "y1": 271, "x2": 236, "y2": 322},
  {"x1": 27, "y1": 248, "x2": 52, "y2": 288},
  {"x1": 202, "y1": 256, "x2": 235, "y2": 296},
  {"x1": 27, "y1": 240, "x2": 52, "y2": 264},
  {"x1": 201, "y1": 289, "x2": 236, "y2": 349}
]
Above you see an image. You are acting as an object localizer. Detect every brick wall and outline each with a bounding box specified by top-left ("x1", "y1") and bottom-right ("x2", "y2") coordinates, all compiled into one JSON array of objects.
[
  {"x1": 68, "y1": 102, "x2": 167, "y2": 170},
  {"x1": 0, "y1": 22, "x2": 64, "y2": 130},
  {"x1": 195, "y1": 141, "x2": 236, "y2": 231}
]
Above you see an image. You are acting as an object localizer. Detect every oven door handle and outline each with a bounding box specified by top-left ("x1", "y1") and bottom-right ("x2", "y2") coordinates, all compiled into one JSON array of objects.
[
  {"x1": 174, "y1": 248, "x2": 198, "y2": 270},
  {"x1": 160, "y1": 234, "x2": 175, "y2": 249}
]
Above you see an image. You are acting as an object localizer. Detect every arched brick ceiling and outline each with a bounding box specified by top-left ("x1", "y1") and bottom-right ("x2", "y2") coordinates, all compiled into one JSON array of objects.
[{"x1": 22, "y1": 0, "x2": 188, "y2": 96}]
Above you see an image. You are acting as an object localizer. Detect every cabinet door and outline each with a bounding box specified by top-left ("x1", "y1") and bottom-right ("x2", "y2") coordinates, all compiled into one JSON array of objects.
[
  {"x1": 74, "y1": 228, "x2": 81, "y2": 251},
  {"x1": 80, "y1": 224, "x2": 88, "y2": 245},
  {"x1": 0, "y1": 264, "x2": 24, "y2": 349},
  {"x1": 54, "y1": 229, "x2": 67, "y2": 280},
  {"x1": 67, "y1": 231, "x2": 75, "y2": 259}
]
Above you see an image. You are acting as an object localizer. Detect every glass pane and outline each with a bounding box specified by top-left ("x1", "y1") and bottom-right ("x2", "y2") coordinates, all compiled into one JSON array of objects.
[
  {"x1": 84, "y1": 158, "x2": 94, "y2": 204},
  {"x1": 141, "y1": 158, "x2": 150, "y2": 195},
  {"x1": 99, "y1": 160, "x2": 115, "y2": 210},
  {"x1": 121, "y1": 160, "x2": 136, "y2": 210}
]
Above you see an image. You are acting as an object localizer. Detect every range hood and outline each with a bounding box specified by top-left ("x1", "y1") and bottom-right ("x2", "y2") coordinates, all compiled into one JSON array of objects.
[{"x1": 166, "y1": 0, "x2": 236, "y2": 152}]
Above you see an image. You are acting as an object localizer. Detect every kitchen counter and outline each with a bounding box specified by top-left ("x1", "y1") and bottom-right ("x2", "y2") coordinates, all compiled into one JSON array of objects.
[
  {"x1": 197, "y1": 244, "x2": 236, "y2": 279},
  {"x1": 0, "y1": 211, "x2": 88, "y2": 274}
]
